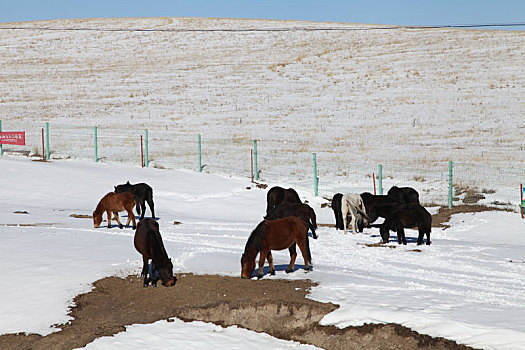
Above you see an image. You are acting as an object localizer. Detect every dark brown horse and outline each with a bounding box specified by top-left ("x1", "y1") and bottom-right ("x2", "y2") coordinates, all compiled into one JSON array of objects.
[
  {"x1": 93, "y1": 192, "x2": 136, "y2": 229},
  {"x1": 380, "y1": 203, "x2": 432, "y2": 245},
  {"x1": 266, "y1": 186, "x2": 301, "y2": 215},
  {"x1": 134, "y1": 218, "x2": 176, "y2": 287},
  {"x1": 264, "y1": 202, "x2": 318, "y2": 239},
  {"x1": 241, "y1": 217, "x2": 311, "y2": 279}
]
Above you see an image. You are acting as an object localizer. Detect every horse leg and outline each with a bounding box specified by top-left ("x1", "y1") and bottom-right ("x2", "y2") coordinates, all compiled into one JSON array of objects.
[
  {"x1": 266, "y1": 251, "x2": 275, "y2": 275},
  {"x1": 349, "y1": 206, "x2": 359, "y2": 234},
  {"x1": 297, "y1": 240, "x2": 310, "y2": 272},
  {"x1": 126, "y1": 209, "x2": 136, "y2": 229},
  {"x1": 380, "y1": 221, "x2": 390, "y2": 243},
  {"x1": 398, "y1": 226, "x2": 407, "y2": 245},
  {"x1": 426, "y1": 229, "x2": 431, "y2": 245},
  {"x1": 342, "y1": 201, "x2": 349, "y2": 234},
  {"x1": 151, "y1": 261, "x2": 159, "y2": 287},
  {"x1": 257, "y1": 250, "x2": 267, "y2": 279},
  {"x1": 142, "y1": 257, "x2": 149, "y2": 287},
  {"x1": 285, "y1": 244, "x2": 297, "y2": 273},
  {"x1": 106, "y1": 210, "x2": 112, "y2": 228},
  {"x1": 147, "y1": 198, "x2": 155, "y2": 219},
  {"x1": 113, "y1": 212, "x2": 123, "y2": 229}
]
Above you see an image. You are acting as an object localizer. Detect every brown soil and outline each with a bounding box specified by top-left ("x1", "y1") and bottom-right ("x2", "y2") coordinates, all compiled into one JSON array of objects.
[
  {"x1": 1, "y1": 205, "x2": 498, "y2": 350},
  {"x1": 0, "y1": 274, "x2": 474, "y2": 350}
]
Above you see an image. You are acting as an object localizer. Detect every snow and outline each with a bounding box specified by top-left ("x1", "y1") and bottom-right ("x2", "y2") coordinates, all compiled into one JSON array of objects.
[{"x1": 1, "y1": 156, "x2": 525, "y2": 349}]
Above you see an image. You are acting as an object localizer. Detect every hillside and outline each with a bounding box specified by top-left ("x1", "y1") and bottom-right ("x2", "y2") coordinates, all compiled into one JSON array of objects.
[{"x1": 0, "y1": 18, "x2": 523, "y2": 201}]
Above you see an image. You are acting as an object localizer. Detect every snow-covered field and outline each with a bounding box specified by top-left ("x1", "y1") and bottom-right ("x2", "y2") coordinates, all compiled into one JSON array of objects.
[
  {"x1": 1, "y1": 156, "x2": 524, "y2": 349},
  {"x1": 0, "y1": 18, "x2": 524, "y2": 205}
]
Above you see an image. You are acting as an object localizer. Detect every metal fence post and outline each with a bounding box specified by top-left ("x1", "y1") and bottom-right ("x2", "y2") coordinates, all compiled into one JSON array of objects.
[
  {"x1": 253, "y1": 140, "x2": 258, "y2": 181},
  {"x1": 198, "y1": 134, "x2": 202, "y2": 172},
  {"x1": 45, "y1": 122, "x2": 50, "y2": 160},
  {"x1": 378, "y1": 164, "x2": 383, "y2": 195},
  {"x1": 449, "y1": 161, "x2": 453, "y2": 208},
  {"x1": 144, "y1": 129, "x2": 149, "y2": 168},
  {"x1": 94, "y1": 126, "x2": 98, "y2": 162},
  {"x1": 313, "y1": 153, "x2": 318, "y2": 196}
]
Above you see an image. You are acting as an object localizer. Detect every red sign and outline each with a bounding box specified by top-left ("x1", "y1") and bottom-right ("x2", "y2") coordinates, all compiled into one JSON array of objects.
[{"x1": 0, "y1": 131, "x2": 25, "y2": 145}]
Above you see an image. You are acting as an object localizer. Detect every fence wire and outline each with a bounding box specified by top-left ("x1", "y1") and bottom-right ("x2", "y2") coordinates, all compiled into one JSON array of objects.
[{"x1": 1, "y1": 121, "x2": 523, "y2": 210}]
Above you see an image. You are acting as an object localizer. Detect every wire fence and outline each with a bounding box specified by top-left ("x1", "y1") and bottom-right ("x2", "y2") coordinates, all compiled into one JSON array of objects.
[{"x1": 1, "y1": 121, "x2": 524, "y2": 210}]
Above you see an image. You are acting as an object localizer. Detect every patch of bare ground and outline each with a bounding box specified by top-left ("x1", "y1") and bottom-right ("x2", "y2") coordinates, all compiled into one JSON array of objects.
[
  {"x1": 0, "y1": 274, "x2": 473, "y2": 350},
  {"x1": 432, "y1": 204, "x2": 510, "y2": 229}
]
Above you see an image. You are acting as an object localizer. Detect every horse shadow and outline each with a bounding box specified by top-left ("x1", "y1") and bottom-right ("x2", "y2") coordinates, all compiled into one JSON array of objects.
[{"x1": 261, "y1": 263, "x2": 313, "y2": 276}]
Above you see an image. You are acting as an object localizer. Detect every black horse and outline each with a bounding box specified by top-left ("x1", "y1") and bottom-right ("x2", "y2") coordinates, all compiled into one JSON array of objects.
[
  {"x1": 266, "y1": 186, "x2": 301, "y2": 215},
  {"x1": 387, "y1": 186, "x2": 420, "y2": 204},
  {"x1": 331, "y1": 193, "x2": 344, "y2": 230},
  {"x1": 380, "y1": 203, "x2": 432, "y2": 245},
  {"x1": 360, "y1": 192, "x2": 398, "y2": 224},
  {"x1": 115, "y1": 181, "x2": 155, "y2": 220},
  {"x1": 265, "y1": 202, "x2": 318, "y2": 239}
]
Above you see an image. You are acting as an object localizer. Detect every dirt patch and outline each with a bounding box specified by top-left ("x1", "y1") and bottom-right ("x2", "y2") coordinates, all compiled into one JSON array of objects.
[
  {"x1": 357, "y1": 242, "x2": 396, "y2": 249},
  {"x1": 431, "y1": 205, "x2": 508, "y2": 229},
  {"x1": 0, "y1": 274, "x2": 473, "y2": 350},
  {"x1": 69, "y1": 214, "x2": 92, "y2": 219},
  {"x1": 13, "y1": 211, "x2": 29, "y2": 214},
  {"x1": 2, "y1": 223, "x2": 58, "y2": 227}
]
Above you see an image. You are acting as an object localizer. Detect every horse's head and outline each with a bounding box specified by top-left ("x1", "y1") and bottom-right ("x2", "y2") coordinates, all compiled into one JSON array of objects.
[
  {"x1": 93, "y1": 212, "x2": 102, "y2": 228},
  {"x1": 240, "y1": 253, "x2": 255, "y2": 279},
  {"x1": 158, "y1": 259, "x2": 175, "y2": 287}
]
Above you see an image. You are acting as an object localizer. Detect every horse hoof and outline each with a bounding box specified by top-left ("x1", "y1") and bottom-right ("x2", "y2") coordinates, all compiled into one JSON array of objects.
[
  {"x1": 119, "y1": 225, "x2": 123, "y2": 229},
  {"x1": 270, "y1": 270, "x2": 276, "y2": 275},
  {"x1": 285, "y1": 269, "x2": 293, "y2": 274},
  {"x1": 143, "y1": 283, "x2": 148, "y2": 288},
  {"x1": 132, "y1": 226, "x2": 136, "y2": 230},
  {"x1": 257, "y1": 274, "x2": 263, "y2": 279}
]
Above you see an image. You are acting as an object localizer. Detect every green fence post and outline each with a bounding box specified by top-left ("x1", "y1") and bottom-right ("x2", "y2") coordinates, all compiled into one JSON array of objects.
[
  {"x1": 378, "y1": 164, "x2": 383, "y2": 195},
  {"x1": 0, "y1": 120, "x2": 3, "y2": 156},
  {"x1": 45, "y1": 122, "x2": 50, "y2": 160},
  {"x1": 198, "y1": 134, "x2": 202, "y2": 172},
  {"x1": 253, "y1": 140, "x2": 258, "y2": 181},
  {"x1": 448, "y1": 161, "x2": 453, "y2": 208},
  {"x1": 313, "y1": 153, "x2": 318, "y2": 196},
  {"x1": 94, "y1": 126, "x2": 98, "y2": 162},
  {"x1": 144, "y1": 129, "x2": 149, "y2": 168}
]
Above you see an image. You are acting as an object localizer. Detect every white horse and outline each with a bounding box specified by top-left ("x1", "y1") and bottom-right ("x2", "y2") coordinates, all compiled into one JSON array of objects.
[{"x1": 341, "y1": 193, "x2": 369, "y2": 234}]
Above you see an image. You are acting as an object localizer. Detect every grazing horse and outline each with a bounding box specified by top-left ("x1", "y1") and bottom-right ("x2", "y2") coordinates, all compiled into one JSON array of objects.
[
  {"x1": 360, "y1": 192, "x2": 399, "y2": 223},
  {"x1": 341, "y1": 193, "x2": 369, "y2": 234},
  {"x1": 380, "y1": 203, "x2": 432, "y2": 245},
  {"x1": 114, "y1": 181, "x2": 155, "y2": 220},
  {"x1": 387, "y1": 186, "x2": 420, "y2": 204},
  {"x1": 264, "y1": 202, "x2": 318, "y2": 239},
  {"x1": 266, "y1": 186, "x2": 301, "y2": 215},
  {"x1": 331, "y1": 193, "x2": 344, "y2": 230},
  {"x1": 241, "y1": 217, "x2": 311, "y2": 279},
  {"x1": 93, "y1": 192, "x2": 136, "y2": 229},
  {"x1": 134, "y1": 219, "x2": 175, "y2": 287}
]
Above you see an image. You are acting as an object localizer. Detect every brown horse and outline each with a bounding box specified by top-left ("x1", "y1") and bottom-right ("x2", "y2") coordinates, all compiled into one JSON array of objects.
[
  {"x1": 134, "y1": 218, "x2": 175, "y2": 287},
  {"x1": 241, "y1": 217, "x2": 311, "y2": 279},
  {"x1": 93, "y1": 192, "x2": 136, "y2": 229}
]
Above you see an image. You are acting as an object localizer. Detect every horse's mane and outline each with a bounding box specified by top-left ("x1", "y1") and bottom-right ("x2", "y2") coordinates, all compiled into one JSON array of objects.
[
  {"x1": 94, "y1": 194, "x2": 108, "y2": 214},
  {"x1": 149, "y1": 227, "x2": 171, "y2": 267},
  {"x1": 244, "y1": 220, "x2": 266, "y2": 254}
]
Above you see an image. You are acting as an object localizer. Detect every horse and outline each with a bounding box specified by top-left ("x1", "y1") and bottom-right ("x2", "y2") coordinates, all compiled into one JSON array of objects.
[
  {"x1": 387, "y1": 186, "x2": 420, "y2": 204},
  {"x1": 360, "y1": 192, "x2": 399, "y2": 223},
  {"x1": 114, "y1": 181, "x2": 155, "y2": 220},
  {"x1": 93, "y1": 192, "x2": 136, "y2": 229},
  {"x1": 341, "y1": 193, "x2": 369, "y2": 234},
  {"x1": 380, "y1": 203, "x2": 432, "y2": 245},
  {"x1": 331, "y1": 193, "x2": 344, "y2": 230},
  {"x1": 264, "y1": 202, "x2": 318, "y2": 239},
  {"x1": 266, "y1": 186, "x2": 301, "y2": 215},
  {"x1": 241, "y1": 217, "x2": 311, "y2": 279},
  {"x1": 134, "y1": 218, "x2": 176, "y2": 287}
]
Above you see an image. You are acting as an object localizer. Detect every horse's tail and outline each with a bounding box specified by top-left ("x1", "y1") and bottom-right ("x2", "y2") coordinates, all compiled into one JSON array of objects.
[
  {"x1": 307, "y1": 217, "x2": 318, "y2": 239},
  {"x1": 305, "y1": 229, "x2": 312, "y2": 265},
  {"x1": 134, "y1": 195, "x2": 141, "y2": 216}
]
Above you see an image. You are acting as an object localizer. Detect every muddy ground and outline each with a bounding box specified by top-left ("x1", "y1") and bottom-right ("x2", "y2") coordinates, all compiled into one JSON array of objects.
[{"x1": 0, "y1": 205, "x2": 494, "y2": 350}]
